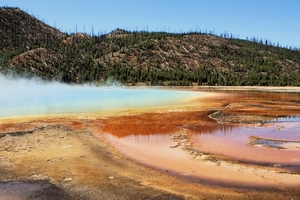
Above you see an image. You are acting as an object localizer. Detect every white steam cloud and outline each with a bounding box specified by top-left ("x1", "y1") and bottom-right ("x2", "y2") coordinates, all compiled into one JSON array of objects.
[{"x1": 0, "y1": 74, "x2": 202, "y2": 118}]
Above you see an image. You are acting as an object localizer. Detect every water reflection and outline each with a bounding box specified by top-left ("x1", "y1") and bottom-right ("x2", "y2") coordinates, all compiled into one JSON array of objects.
[
  {"x1": 189, "y1": 124, "x2": 235, "y2": 136},
  {"x1": 264, "y1": 116, "x2": 300, "y2": 123},
  {"x1": 105, "y1": 132, "x2": 173, "y2": 143},
  {"x1": 191, "y1": 119, "x2": 300, "y2": 166},
  {"x1": 104, "y1": 90, "x2": 300, "y2": 170}
]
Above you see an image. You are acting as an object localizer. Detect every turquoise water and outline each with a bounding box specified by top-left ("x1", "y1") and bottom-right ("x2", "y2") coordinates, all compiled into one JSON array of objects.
[{"x1": 0, "y1": 76, "x2": 201, "y2": 118}]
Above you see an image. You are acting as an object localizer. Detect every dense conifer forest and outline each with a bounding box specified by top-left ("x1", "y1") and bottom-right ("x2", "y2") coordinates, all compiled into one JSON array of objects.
[{"x1": 1, "y1": 7, "x2": 300, "y2": 86}]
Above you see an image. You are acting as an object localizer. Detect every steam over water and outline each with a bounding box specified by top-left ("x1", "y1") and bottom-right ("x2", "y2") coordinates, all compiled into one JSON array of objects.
[{"x1": 0, "y1": 75, "x2": 200, "y2": 118}]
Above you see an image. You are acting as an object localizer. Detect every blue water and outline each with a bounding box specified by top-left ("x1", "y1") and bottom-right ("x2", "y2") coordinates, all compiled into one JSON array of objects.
[{"x1": 0, "y1": 76, "x2": 201, "y2": 118}]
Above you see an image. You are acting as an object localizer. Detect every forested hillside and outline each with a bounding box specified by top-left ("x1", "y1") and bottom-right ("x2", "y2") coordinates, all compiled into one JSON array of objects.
[{"x1": 1, "y1": 7, "x2": 300, "y2": 86}]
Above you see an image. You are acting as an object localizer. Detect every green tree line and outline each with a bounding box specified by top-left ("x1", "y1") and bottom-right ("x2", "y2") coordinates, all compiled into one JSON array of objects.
[{"x1": 1, "y1": 26, "x2": 300, "y2": 86}]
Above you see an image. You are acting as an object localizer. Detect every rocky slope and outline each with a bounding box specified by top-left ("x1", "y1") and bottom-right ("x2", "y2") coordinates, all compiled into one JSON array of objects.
[
  {"x1": 0, "y1": 7, "x2": 65, "y2": 52},
  {"x1": 0, "y1": 7, "x2": 300, "y2": 86}
]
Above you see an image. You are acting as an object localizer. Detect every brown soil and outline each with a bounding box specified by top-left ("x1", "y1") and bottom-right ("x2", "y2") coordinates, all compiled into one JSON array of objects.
[{"x1": 0, "y1": 90, "x2": 300, "y2": 199}]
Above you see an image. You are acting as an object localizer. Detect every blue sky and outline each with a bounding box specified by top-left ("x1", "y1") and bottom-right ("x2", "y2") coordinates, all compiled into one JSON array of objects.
[{"x1": 1, "y1": 0, "x2": 300, "y2": 48}]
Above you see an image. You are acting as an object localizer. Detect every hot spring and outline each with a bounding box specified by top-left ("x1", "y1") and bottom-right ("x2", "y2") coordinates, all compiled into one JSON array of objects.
[
  {"x1": 0, "y1": 75, "x2": 204, "y2": 118},
  {"x1": 1, "y1": 74, "x2": 300, "y2": 190}
]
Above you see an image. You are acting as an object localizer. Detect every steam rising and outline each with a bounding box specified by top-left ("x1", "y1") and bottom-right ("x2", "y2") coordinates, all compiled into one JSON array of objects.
[{"x1": 0, "y1": 75, "x2": 201, "y2": 118}]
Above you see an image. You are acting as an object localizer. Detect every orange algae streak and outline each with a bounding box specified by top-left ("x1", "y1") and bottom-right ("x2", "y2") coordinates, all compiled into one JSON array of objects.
[
  {"x1": 103, "y1": 113, "x2": 178, "y2": 138},
  {"x1": 0, "y1": 122, "x2": 36, "y2": 133}
]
